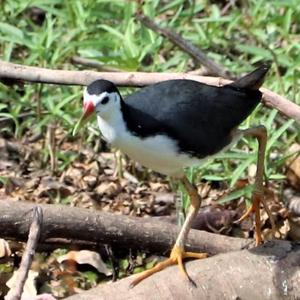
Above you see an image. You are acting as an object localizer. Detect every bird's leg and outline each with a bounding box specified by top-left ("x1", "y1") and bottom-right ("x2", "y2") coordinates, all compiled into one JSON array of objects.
[
  {"x1": 130, "y1": 176, "x2": 208, "y2": 288},
  {"x1": 235, "y1": 125, "x2": 276, "y2": 245},
  {"x1": 113, "y1": 150, "x2": 123, "y2": 179}
]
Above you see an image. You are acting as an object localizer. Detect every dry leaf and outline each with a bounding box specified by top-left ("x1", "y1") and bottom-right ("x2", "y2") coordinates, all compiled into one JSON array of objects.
[
  {"x1": 6, "y1": 270, "x2": 38, "y2": 299},
  {"x1": 82, "y1": 175, "x2": 97, "y2": 189},
  {"x1": 18, "y1": 294, "x2": 57, "y2": 300},
  {"x1": 0, "y1": 160, "x2": 15, "y2": 171},
  {"x1": 283, "y1": 188, "x2": 300, "y2": 216},
  {"x1": 279, "y1": 219, "x2": 290, "y2": 238},
  {"x1": 32, "y1": 294, "x2": 57, "y2": 300},
  {"x1": 95, "y1": 181, "x2": 120, "y2": 197},
  {"x1": 63, "y1": 166, "x2": 83, "y2": 187},
  {"x1": 285, "y1": 143, "x2": 300, "y2": 190},
  {"x1": 0, "y1": 239, "x2": 11, "y2": 258},
  {"x1": 123, "y1": 171, "x2": 139, "y2": 184},
  {"x1": 57, "y1": 250, "x2": 112, "y2": 276},
  {"x1": 283, "y1": 188, "x2": 300, "y2": 240},
  {"x1": 288, "y1": 217, "x2": 300, "y2": 241},
  {"x1": 34, "y1": 177, "x2": 75, "y2": 198},
  {"x1": 248, "y1": 163, "x2": 257, "y2": 179}
]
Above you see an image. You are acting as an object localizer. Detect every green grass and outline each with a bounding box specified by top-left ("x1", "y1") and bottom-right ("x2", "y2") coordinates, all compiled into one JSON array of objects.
[{"x1": 0, "y1": 0, "x2": 299, "y2": 211}]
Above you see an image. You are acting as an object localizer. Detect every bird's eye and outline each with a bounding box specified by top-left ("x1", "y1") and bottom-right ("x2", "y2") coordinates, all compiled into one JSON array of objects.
[{"x1": 101, "y1": 96, "x2": 109, "y2": 105}]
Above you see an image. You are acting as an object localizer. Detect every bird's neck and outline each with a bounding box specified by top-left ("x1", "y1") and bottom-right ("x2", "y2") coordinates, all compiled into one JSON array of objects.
[{"x1": 96, "y1": 99, "x2": 127, "y2": 145}]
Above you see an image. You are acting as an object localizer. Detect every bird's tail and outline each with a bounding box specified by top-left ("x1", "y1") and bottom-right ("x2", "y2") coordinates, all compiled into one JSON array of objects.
[{"x1": 229, "y1": 63, "x2": 271, "y2": 90}]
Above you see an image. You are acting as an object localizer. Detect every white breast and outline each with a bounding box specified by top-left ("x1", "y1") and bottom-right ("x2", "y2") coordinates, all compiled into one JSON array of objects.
[
  {"x1": 97, "y1": 115, "x2": 201, "y2": 177},
  {"x1": 117, "y1": 133, "x2": 202, "y2": 176}
]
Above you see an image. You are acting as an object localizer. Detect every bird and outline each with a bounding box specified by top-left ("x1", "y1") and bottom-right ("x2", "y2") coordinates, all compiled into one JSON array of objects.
[{"x1": 73, "y1": 63, "x2": 272, "y2": 287}]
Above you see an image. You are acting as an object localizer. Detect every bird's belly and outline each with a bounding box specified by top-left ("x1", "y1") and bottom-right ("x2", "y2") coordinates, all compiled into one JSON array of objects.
[{"x1": 115, "y1": 134, "x2": 201, "y2": 176}]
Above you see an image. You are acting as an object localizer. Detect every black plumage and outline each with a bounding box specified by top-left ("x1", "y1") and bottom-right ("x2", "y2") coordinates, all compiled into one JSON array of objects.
[
  {"x1": 87, "y1": 79, "x2": 119, "y2": 95},
  {"x1": 84, "y1": 64, "x2": 269, "y2": 159},
  {"x1": 121, "y1": 79, "x2": 261, "y2": 158},
  {"x1": 78, "y1": 64, "x2": 271, "y2": 285}
]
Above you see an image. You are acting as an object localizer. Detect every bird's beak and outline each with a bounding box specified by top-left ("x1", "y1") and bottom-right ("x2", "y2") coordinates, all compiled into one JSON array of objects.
[{"x1": 72, "y1": 101, "x2": 95, "y2": 136}]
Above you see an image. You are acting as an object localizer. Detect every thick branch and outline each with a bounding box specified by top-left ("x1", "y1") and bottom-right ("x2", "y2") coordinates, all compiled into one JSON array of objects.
[
  {"x1": 0, "y1": 59, "x2": 219, "y2": 86},
  {"x1": 0, "y1": 200, "x2": 251, "y2": 255},
  {"x1": 0, "y1": 60, "x2": 299, "y2": 124},
  {"x1": 65, "y1": 240, "x2": 300, "y2": 300}
]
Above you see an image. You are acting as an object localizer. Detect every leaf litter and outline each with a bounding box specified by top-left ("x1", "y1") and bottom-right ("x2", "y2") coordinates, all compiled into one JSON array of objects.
[{"x1": 0, "y1": 129, "x2": 294, "y2": 297}]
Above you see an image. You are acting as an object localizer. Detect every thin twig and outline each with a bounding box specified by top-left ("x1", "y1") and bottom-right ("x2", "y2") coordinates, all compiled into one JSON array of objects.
[
  {"x1": 187, "y1": 67, "x2": 210, "y2": 76},
  {"x1": 46, "y1": 122, "x2": 57, "y2": 174},
  {"x1": 71, "y1": 56, "x2": 124, "y2": 72},
  {"x1": 36, "y1": 83, "x2": 43, "y2": 119},
  {"x1": 0, "y1": 111, "x2": 47, "y2": 123},
  {"x1": 135, "y1": 13, "x2": 232, "y2": 79},
  {"x1": 221, "y1": 0, "x2": 237, "y2": 16},
  {"x1": 5, "y1": 206, "x2": 43, "y2": 300},
  {"x1": 0, "y1": 60, "x2": 299, "y2": 124}
]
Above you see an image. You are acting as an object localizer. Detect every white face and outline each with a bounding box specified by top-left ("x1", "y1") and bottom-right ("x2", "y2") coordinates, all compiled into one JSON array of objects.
[{"x1": 83, "y1": 88, "x2": 121, "y2": 119}]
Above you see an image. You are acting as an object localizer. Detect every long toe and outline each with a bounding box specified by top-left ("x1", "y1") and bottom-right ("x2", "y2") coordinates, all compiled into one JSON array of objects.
[
  {"x1": 130, "y1": 258, "x2": 174, "y2": 288},
  {"x1": 235, "y1": 204, "x2": 255, "y2": 224},
  {"x1": 130, "y1": 245, "x2": 208, "y2": 288}
]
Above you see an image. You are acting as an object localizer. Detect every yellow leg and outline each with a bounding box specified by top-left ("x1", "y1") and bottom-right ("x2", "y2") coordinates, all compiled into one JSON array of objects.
[
  {"x1": 236, "y1": 126, "x2": 276, "y2": 245},
  {"x1": 130, "y1": 176, "x2": 208, "y2": 288}
]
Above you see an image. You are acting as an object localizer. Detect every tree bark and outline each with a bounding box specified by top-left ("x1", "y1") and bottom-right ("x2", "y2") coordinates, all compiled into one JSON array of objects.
[
  {"x1": 64, "y1": 240, "x2": 300, "y2": 300},
  {"x1": 0, "y1": 200, "x2": 251, "y2": 255},
  {"x1": 0, "y1": 60, "x2": 299, "y2": 124}
]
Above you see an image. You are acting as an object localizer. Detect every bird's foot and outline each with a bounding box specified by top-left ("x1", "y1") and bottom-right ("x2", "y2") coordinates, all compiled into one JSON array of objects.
[
  {"x1": 130, "y1": 245, "x2": 208, "y2": 288},
  {"x1": 234, "y1": 190, "x2": 263, "y2": 245},
  {"x1": 235, "y1": 200, "x2": 257, "y2": 224}
]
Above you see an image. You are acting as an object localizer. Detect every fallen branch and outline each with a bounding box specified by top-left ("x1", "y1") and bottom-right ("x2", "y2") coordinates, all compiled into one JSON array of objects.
[
  {"x1": 5, "y1": 206, "x2": 43, "y2": 300},
  {"x1": 65, "y1": 240, "x2": 300, "y2": 300},
  {"x1": 0, "y1": 60, "x2": 299, "y2": 124},
  {"x1": 0, "y1": 59, "x2": 229, "y2": 86},
  {"x1": 10, "y1": 238, "x2": 104, "y2": 254},
  {"x1": 135, "y1": 13, "x2": 232, "y2": 78},
  {"x1": 0, "y1": 200, "x2": 251, "y2": 255}
]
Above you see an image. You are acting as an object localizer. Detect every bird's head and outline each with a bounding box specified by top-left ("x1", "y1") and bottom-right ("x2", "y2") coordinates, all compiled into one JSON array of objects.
[{"x1": 73, "y1": 80, "x2": 121, "y2": 135}]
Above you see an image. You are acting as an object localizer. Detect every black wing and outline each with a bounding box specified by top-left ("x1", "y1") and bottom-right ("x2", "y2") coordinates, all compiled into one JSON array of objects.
[{"x1": 122, "y1": 79, "x2": 262, "y2": 158}]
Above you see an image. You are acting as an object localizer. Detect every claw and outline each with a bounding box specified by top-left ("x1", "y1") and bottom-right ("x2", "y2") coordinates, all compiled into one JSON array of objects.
[
  {"x1": 130, "y1": 246, "x2": 208, "y2": 288},
  {"x1": 235, "y1": 191, "x2": 263, "y2": 246},
  {"x1": 234, "y1": 204, "x2": 255, "y2": 224}
]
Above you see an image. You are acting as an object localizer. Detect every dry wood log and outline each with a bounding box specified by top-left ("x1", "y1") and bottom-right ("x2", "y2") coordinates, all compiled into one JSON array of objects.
[
  {"x1": 65, "y1": 240, "x2": 300, "y2": 300},
  {"x1": 0, "y1": 60, "x2": 299, "y2": 124},
  {"x1": 0, "y1": 200, "x2": 251, "y2": 255}
]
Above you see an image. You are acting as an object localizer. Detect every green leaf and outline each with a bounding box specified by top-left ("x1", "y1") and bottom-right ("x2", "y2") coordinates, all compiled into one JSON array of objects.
[
  {"x1": 218, "y1": 185, "x2": 254, "y2": 204},
  {"x1": 83, "y1": 271, "x2": 98, "y2": 284},
  {"x1": 201, "y1": 175, "x2": 227, "y2": 181},
  {"x1": 267, "y1": 119, "x2": 295, "y2": 151},
  {"x1": 0, "y1": 22, "x2": 24, "y2": 40},
  {"x1": 236, "y1": 44, "x2": 271, "y2": 59},
  {"x1": 98, "y1": 24, "x2": 124, "y2": 39},
  {"x1": 230, "y1": 155, "x2": 255, "y2": 187},
  {"x1": 119, "y1": 258, "x2": 129, "y2": 270},
  {"x1": 0, "y1": 104, "x2": 8, "y2": 111},
  {"x1": 0, "y1": 113, "x2": 19, "y2": 135},
  {"x1": 283, "y1": 8, "x2": 293, "y2": 34}
]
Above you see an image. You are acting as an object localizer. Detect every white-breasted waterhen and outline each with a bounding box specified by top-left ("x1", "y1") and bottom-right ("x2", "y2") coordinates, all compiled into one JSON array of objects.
[{"x1": 73, "y1": 63, "x2": 272, "y2": 287}]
